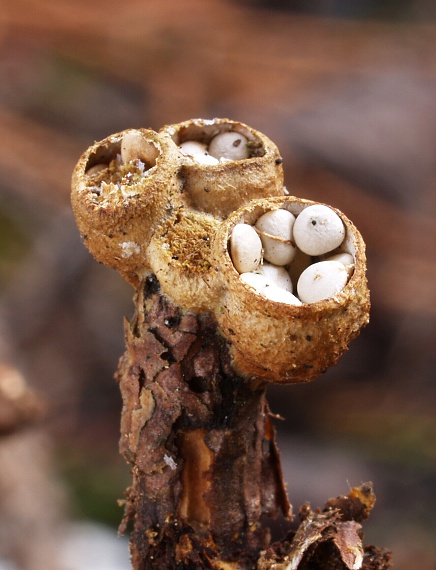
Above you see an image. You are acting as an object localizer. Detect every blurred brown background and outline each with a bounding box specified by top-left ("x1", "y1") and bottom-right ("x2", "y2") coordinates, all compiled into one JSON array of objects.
[{"x1": 0, "y1": 0, "x2": 435, "y2": 568}]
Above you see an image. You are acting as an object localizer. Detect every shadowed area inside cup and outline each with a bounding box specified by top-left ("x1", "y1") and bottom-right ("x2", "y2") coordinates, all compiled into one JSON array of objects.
[{"x1": 168, "y1": 120, "x2": 266, "y2": 159}]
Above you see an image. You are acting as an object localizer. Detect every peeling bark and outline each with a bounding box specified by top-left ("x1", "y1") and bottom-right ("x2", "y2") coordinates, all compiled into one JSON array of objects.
[
  {"x1": 116, "y1": 277, "x2": 392, "y2": 568},
  {"x1": 258, "y1": 484, "x2": 392, "y2": 570},
  {"x1": 117, "y1": 274, "x2": 291, "y2": 567}
]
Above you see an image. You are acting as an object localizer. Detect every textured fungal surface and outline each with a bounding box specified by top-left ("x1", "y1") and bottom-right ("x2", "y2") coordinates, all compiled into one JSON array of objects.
[
  {"x1": 71, "y1": 118, "x2": 384, "y2": 569},
  {"x1": 214, "y1": 196, "x2": 370, "y2": 382},
  {"x1": 72, "y1": 119, "x2": 370, "y2": 382}
]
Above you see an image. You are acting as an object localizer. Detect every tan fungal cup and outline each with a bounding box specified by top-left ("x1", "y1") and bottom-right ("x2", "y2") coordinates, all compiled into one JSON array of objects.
[
  {"x1": 213, "y1": 197, "x2": 369, "y2": 382},
  {"x1": 161, "y1": 118, "x2": 285, "y2": 218},
  {"x1": 71, "y1": 118, "x2": 370, "y2": 383},
  {"x1": 71, "y1": 128, "x2": 182, "y2": 283}
]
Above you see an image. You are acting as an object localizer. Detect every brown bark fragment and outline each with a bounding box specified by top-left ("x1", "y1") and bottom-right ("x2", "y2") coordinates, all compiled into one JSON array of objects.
[
  {"x1": 325, "y1": 482, "x2": 376, "y2": 523},
  {"x1": 258, "y1": 484, "x2": 392, "y2": 570},
  {"x1": 332, "y1": 521, "x2": 364, "y2": 569}
]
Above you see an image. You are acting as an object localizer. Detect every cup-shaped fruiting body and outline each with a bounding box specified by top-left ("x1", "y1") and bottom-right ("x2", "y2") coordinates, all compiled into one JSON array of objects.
[
  {"x1": 212, "y1": 196, "x2": 370, "y2": 383},
  {"x1": 160, "y1": 118, "x2": 285, "y2": 218},
  {"x1": 72, "y1": 121, "x2": 370, "y2": 384},
  {"x1": 71, "y1": 128, "x2": 182, "y2": 281}
]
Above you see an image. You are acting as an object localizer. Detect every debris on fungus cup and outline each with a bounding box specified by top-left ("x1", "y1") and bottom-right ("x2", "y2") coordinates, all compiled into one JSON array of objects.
[{"x1": 71, "y1": 128, "x2": 182, "y2": 282}]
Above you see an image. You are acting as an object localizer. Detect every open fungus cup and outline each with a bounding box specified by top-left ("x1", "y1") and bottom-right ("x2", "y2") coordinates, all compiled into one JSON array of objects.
[
  {"x1": 213, "y1": 196, "x2": 370, "y2": 383},
  {"x1": 161, "y1": 118, "x2": 285, "y2": 218},
  {"x1": 71, "y1": 128, "x2": 183, "y2": 282}
]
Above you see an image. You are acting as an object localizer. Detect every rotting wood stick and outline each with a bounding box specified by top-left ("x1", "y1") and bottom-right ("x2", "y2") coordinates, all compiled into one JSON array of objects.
[{"x1": 117, "y1": 275, "x2": 290, "y2": 567}]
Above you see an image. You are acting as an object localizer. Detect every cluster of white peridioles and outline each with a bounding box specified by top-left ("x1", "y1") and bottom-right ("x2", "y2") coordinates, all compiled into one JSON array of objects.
[
  {"x1": 178, "y1": 132, "x2": 250, "y2": 165},
  {"x1": 229, "y1": 204, "x2": 355, "y2": 305}
]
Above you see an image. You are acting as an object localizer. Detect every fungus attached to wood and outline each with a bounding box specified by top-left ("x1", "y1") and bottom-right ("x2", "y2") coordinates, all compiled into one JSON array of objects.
[{"x1": 71, "y1": 118, "x2": 390, "y2": 569}]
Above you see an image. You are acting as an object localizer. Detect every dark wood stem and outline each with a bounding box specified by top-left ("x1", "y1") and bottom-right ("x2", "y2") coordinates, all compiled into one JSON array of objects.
[{"x1": 116, "y1": 274, "x2": 291, "y2": 568}]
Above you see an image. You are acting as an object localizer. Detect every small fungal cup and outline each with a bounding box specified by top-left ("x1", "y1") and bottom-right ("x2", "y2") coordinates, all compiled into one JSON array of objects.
[
  {"x1": 71, "y1": 128, "x2": 182, "y2": 283},
  {"x1": 160, "y1": 118, "x2": 285, "y2": 218},
  {"x1": 213, "y1": 196, "x2": 370, "y2": 383}
]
